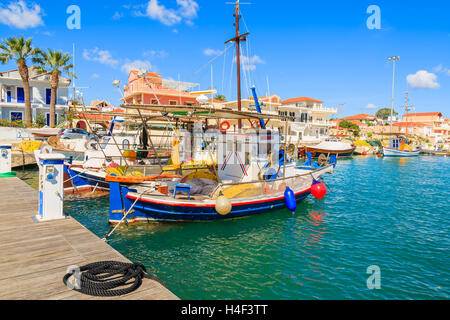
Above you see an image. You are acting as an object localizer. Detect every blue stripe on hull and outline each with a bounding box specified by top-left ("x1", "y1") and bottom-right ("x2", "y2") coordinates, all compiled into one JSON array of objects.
[
  {"x1": 112, "y1": 189, "x2": 311, "y2": 222},
  {"x1": 65, "y1": 166, "x2": 110, "y2": 189}
]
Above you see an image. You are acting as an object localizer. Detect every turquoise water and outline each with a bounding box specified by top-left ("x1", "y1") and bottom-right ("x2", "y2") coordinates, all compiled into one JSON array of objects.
[{"x1": 60, "y1": 156, "x2": 448, "y2": 299}]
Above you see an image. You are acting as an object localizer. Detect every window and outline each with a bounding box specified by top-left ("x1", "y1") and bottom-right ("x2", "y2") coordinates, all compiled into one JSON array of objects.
[
  {"x1": 11, "y1": 112, "x2": 23, "y2": 121},
  {"x1": 17, "y1": 87, "x2": 24, "y2": 103},
  {"x1": 151, "y1": 99, "x2": 159, "y2": 105},
  {"x1": 6, "y1": 90, "x2": 11, "y2": 102},
  {"x1": 186, "y1": 102, "x2": 194, "y2": 106},
  {"x1": 46, "y1": 88, "x2": 51, "y2": 105},
  {"x1": 169, "y1": 100, "x2": 177, "y2": 105}
]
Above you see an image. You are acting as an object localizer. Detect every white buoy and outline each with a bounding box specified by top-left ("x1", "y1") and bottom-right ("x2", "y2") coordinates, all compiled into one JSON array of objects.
[
  {"x1": 216, "y1": 194, "x2": 232, "y2": 216},
  {"x1": 0, "y1": 144, "x2": 14, "y2": 177},
  {"x1": 35, "y1": 153, "x2": 67, "y2": 222}
]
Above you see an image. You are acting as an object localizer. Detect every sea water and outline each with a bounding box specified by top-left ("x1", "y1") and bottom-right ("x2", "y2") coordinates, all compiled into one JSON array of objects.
[{"x1": 18, "y1": 156, "x2": 450, "y2": 299}]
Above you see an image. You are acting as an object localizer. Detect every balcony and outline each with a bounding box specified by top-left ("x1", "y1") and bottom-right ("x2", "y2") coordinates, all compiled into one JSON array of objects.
[{"x1": 0, "y1": 98, "x2": 68, "y2": 106}]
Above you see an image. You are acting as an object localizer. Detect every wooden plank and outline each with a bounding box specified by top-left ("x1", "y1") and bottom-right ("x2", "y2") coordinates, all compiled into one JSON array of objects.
[{"x1": 0, "y1": 177, "x2": 178, "y2": 300}]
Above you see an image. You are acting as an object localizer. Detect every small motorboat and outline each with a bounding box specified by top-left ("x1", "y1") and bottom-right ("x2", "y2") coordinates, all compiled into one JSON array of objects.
[
  {"x1": 300, "y1": 141, "x2": 356, "y2": 158},
  {"x1": 31, "y1": 127, "x2": 61, "y2": 138}
]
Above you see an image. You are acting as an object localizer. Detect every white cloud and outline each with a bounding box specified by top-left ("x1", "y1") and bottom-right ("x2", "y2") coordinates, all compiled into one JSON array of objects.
[
  {"x1": 142, "y1": 0, "x2": 199, "y2": 26},
  {"x1": 121, "y1": 59, "x2": 154, "y2": 74},
  {"x1": 433, "y1": 64, "x2": 450, "y2": 76},
  {"x1": 176, "y1": 0, "x2": 199, "y2": 19},
  {"x1": 0, "y1": 0, "x2": 44, "y2": 29},
  {"x1": 234, "y1": 55, "x2": 265, "y2": 71},
  {"x1": 83, "y1": 48, "x2": 119, "y2": 67},
  {"x1": 407, "y1": 70, "x2": 440, "y2": 89},
  {"x1": 146, "y1": 0, "x2": 182, "y2": 26},
  {"x1": 365, "y1": 104, "x2": 378, "y2": 109},
  {"x1": 203, "y1": 48, "x2": 223, "y2": 56},
  {"x1": 91, "y1": 73, "x2": 100, "y2": 79}
]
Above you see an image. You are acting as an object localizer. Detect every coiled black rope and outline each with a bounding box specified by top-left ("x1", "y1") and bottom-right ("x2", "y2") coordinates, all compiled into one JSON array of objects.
[{"x1": 63, "y1": 261, "x2": 163, "y2": 297}]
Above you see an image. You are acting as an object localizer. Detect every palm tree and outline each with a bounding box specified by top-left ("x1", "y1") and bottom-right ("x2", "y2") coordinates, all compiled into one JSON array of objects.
[
  {"x1": 33, "y1": 49, "x2": 76, "y2": 127},
  {"x1": 0, "y1": 36, "x2": 41, "y2": 126}
]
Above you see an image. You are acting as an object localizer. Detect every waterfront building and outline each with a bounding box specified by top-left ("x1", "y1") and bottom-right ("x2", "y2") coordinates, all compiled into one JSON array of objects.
[
  {"x1": 402, "y1": 112, "x2": 449, "y2": 143},
  {"x1": 219, "y1": 95, "x2": 337, "y2": 144},
  {"x1": 280, "y1": 97, "x2": 337, "y2": 143},
  {"x1": 123, "y1": 71, "x2": 199, "y2": 107},
  {"x1": 0, "y1": 67, "x2": 70, "y2": 125}
]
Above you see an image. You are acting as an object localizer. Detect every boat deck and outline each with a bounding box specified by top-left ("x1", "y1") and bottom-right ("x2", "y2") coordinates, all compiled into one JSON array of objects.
[{"x1": 0, "y1": 177, "x2": 178, "y2": 300}]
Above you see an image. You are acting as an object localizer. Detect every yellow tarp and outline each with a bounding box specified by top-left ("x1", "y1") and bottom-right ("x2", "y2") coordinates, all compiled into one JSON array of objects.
[{"x1": 17, "y1": 141, "x2": 42, "y2": 152}]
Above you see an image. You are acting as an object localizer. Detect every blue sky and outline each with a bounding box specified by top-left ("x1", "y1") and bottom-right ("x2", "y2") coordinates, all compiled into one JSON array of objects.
[{"x1": 0, "y1": 0, "x2": 449, "y2": 118}]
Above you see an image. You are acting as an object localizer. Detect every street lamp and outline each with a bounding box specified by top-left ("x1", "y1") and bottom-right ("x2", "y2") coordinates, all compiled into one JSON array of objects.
[
  {"x1": 388, "y1": 56, "x2": 400, "y2": 133},
  {"x1": 112, "y1": 80, "x2": 125, "y2": 101}
]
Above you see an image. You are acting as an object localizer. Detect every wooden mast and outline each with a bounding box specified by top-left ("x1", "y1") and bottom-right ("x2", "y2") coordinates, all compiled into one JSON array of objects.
[
  {"x1": 225, "y1": 1, "x2": 249, "y2": 130},
  {"x1": 235, "y1": 1, "x2": 242, "y2": 129}
]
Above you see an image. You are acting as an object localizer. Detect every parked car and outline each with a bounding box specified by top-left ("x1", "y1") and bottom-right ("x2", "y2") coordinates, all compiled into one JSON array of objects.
[{"x1": 58, "y1": 128, "x2": 98, "y2": 140}]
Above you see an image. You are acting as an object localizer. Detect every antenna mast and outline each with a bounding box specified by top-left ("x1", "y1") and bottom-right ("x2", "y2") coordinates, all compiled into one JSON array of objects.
[{"x1": 225, "y1": 1, "x2": 249, "y2": 129}]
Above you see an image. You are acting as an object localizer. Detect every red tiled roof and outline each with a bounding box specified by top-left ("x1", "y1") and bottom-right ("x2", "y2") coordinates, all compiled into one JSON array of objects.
[
  {"x1": 341, "y1": 114, "x2": 377, "y2": 121},
  {"x1": 281, "y1": 97, "x2": 324, "y2": 104},
  {"x1": 404, "y1": 112, "x2": 442, "y2": 117}
]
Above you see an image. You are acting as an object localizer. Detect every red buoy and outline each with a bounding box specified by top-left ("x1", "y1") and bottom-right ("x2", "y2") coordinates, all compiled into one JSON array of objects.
[{"x1": 311, "y1": 181, "x2": 327, "y2": 199}]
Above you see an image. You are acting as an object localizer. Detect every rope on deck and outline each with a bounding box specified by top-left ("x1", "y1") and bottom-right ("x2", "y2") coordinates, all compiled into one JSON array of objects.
[{"x1": 63, "y1": 261, "x2": 163, "y2": 297}]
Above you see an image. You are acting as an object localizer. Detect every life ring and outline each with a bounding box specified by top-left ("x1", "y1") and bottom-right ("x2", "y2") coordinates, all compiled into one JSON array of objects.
[{"x1": 220, "y1": 121, "x2": 231, "y2": 132}]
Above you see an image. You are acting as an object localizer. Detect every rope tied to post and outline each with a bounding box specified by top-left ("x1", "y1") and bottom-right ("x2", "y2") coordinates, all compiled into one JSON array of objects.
[{"x1": 63, "y1": 261, "x2": 164, "y2": 297}]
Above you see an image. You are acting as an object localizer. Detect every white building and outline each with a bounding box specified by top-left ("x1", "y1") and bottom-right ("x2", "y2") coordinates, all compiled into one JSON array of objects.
[
  {"x1": 279, "y1": 97, "x2": 337, "y2": 144},
  {"x1": 0, "y1": 67, "x2": 70, "y2": 125}
]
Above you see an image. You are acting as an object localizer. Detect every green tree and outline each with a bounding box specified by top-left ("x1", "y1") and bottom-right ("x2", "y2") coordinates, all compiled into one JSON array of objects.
[
  {"x1": 34, "y1": 112, "x2": 46, "y2": 127},
  {"x1": 376, "y1": 108, "x2": 398, "y2": 120},
  {"x1": 34, "y1": 49, "x2": 76, "y2": 127},
  {"x1": 340, "y1": 120, "x2": 360, "y2": 136},
  {"x1": 0, "y1": 36, "x2": 41, "y2": 126},
  {"x1": 214, "y1": 94, "x2": 227, "y2": 101}
]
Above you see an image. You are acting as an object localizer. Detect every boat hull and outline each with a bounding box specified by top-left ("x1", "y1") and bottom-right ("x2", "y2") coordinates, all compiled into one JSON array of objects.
[
  {"x1": 111, "y1": 185, "x2": 312, "y2": 223},
  {"x1": 304, "y1": 147, "x2": 356, "y2": 158},
  {"x1": 383, "y1": 148, "x2": 421, "y2": 157},
  {"x1": 63, "y1": 165, "x2": 109, "y2": 195}
]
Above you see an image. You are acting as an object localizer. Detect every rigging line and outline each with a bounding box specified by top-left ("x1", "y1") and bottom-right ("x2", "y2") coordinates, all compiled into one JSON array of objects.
[
  {"x1": 221, "y1": 44, "x2": 227, "y2": 95},
  {"x1": 228, "y1": 44, "x2": 236, "y2": 102},
  {"x1": 245, "y1": 36, "x2": 254, "y2": 88},
  {"x1": 240, "y1": 10, "x2": 250, "y2": 34},
  {"x1": 240, "y1": 43, "x2": 251, "y2": 100},
  {"x1": 189, "y1": 45, "x2": 233, "y2": 80}
]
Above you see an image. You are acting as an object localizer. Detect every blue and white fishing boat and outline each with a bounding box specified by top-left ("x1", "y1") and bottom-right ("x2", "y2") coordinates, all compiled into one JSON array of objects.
[
  {"x1": 108, "y1": 123, "x2": 337, "y2": 223},
  {"x1": 383, "y1": 136, "x2": 422, "y2": 157}
]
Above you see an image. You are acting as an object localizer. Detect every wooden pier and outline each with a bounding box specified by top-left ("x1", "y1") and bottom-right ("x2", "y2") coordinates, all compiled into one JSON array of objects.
[{"x1": 0, "y1": 177, "x2": 178, "y2": 300}]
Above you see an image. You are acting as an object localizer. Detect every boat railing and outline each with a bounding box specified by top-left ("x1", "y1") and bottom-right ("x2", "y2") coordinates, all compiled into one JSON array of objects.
[{"x1": 210, "y1": 164, "x2": 333, "y2": 200}]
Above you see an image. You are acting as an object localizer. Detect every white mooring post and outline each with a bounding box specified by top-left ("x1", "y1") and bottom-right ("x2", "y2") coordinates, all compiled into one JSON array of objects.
[
  {"x1": 35, "y1": 153, "x2": 67, "y2": 222},
  {"x1": 0, "y1": 144, "x2": 15, "y2": 178}
]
